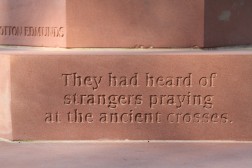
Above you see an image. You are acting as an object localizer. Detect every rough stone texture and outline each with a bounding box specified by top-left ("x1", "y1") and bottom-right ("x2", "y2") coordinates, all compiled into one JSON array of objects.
[
  {"x1": 66, "y1": 0, "x2": 204, "y2": 48},
  {"x1": 0, "y1": 0, "x2": 251, "y2": 48},
  {"x1": 0, "y1": 47, "x2": 252, "y2": 141},
  {"x1": 0, "y1": 141, "x2": 252, "y2": 168}
]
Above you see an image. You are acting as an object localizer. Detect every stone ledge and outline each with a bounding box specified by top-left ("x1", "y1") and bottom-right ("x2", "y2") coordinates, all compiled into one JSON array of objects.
[{"x1": 0, "y1": 141, "x2": 252, "y2": 168}]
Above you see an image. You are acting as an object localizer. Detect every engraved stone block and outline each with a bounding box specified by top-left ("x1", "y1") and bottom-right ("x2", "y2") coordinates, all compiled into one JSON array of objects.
[
  {"x1": 0, "y1": 48, "x2": 252, "y2": 140},
  {"x1": 0, "y1": 0, "x2": 251, "y2": 48}
]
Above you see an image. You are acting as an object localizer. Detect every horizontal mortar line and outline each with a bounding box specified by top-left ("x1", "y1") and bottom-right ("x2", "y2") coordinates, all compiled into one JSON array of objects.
[
  {"x1": 1, "y1": 139, "x2": 252, "y2": 144},
  {"x1": 1, "y1": 45, "x2": 252, "y2": 52}
]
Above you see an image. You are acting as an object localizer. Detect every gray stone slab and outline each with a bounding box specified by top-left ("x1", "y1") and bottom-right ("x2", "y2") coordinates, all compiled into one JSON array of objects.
[{"x1": 0, "y1": 141, "x2": 252, "y2": 168}]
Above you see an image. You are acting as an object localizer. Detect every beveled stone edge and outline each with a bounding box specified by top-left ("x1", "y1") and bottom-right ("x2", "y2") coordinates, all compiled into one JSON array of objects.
[
  {"x1": 0, "y1": 55, "x2": 12, "y2": 140},
  {"x1": 1, "y1": 138, "x2": 252, "y2": 143},
  {"x1": 1, "y1": 45, "x2": 252, "y2": 55}
]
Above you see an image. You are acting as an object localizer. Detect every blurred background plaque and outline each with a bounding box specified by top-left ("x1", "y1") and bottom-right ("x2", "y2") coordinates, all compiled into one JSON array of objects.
[{"x1": 0, "y1": 0, "x2": 252, "y2": 48}]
